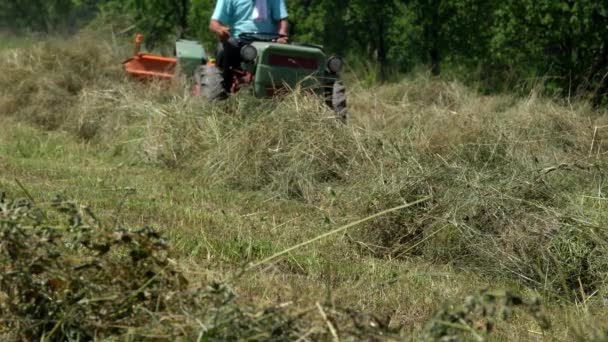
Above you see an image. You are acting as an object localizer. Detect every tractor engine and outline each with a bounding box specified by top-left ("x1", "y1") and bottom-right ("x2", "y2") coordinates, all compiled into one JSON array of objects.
[{"x1": 244, "y1": 42, "x2": 328, "y2": 98}]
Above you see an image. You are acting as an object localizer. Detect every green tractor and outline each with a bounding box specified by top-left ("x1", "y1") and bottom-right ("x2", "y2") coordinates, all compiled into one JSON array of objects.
[
  {"x1": 196, "y1": 32, "x2": 347, "y2": 121},
  {"x1": 124, "y1": 33, "x2": 347, "y2": 120}
]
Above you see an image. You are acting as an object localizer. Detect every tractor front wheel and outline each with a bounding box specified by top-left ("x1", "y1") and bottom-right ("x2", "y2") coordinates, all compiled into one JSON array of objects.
[
  {"x1": 329, "y1": 81, "x2": 348, "y2": 122},
  {"x1": 199, "y1": 65, "x2": 226, "y2": 101}
]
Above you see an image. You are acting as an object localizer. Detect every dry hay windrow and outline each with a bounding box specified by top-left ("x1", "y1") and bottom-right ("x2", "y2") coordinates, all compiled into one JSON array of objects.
[{"x1": 1, "y1": 34, "x2": 608, "y2": 339}]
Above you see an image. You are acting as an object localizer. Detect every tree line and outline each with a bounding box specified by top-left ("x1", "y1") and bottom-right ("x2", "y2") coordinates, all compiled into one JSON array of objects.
[{"x1": 2, "y1": 0, "x2": 607, "y2": 102}]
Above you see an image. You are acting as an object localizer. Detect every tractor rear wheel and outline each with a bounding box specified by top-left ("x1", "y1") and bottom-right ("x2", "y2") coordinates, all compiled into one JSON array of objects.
[
  {"x1": 199, "y1": 65, "x2": 226, "y2": 101},
  {"x1": 330, "y1": 81, "x2": 348, "y2": 122}
]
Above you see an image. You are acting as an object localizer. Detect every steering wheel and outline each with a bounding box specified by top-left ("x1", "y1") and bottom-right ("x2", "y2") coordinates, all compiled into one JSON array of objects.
[{"x1": 239, "y1": 32, "x2": 287, "y2": 43}]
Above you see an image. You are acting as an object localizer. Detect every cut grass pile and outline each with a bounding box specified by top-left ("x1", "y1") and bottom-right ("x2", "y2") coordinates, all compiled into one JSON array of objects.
[
  {"x1": 0, "y1": 34, "x2": 121, "y2": 136},
  {"x1": 1, "y1": 33, "x2": 608, "y2": 340},
  {"x1": 0, "y1": 191, "x2": 307, "y2": 340},
  {"x1": 0, "y1": 191, "x2": 552, "y2": 341}
]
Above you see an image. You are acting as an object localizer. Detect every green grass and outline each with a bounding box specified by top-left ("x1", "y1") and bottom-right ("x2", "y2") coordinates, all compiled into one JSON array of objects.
[
  {"x1": 1, "y1": 34, "x2": 607, "y2": 340},
  {"x1": 0, "y1": 120, "x2": 494, "y2": 338},
  {"x1": 0, "y1": 32, "x2": 36, "y2": 50}
]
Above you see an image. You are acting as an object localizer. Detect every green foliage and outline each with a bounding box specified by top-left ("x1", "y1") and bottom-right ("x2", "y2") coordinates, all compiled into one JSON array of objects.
[
  {"x1": 129, "y1": 0, "x2": 190, "y2": 47},
  {"x1": 424, "y1": 290, "x2": 550, "y2": 341},
  {"x1": 0, "y1": 0, "x2": 98, "y2": 33},
  {"x1": 491, "y1": 0, "x2": 608, "y2": 99},
  {"x1": 188, "y1": 0, "x2": 216, "y2": 50},
  {"x1": 4, "y1": 0, "x2": 608, "y2": 97}
]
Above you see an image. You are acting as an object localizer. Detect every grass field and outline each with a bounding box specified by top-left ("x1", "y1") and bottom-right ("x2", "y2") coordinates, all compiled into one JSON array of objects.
[{"x1": 1, "y1": 34, "x2": 607, "y2": 340}]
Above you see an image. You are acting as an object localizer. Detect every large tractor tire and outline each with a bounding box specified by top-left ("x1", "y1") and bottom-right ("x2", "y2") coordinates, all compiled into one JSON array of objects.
[
  {"x1": 330, "y1": 81, "x2": 348, "y2": 122},
  {"x1": 199, "y1": 65, "x2": 226, "y2": 101}
]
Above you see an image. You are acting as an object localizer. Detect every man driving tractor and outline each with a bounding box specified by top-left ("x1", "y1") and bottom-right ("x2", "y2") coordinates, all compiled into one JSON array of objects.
[
  {"x1": 210, "y1": 0, "x2": 289, "y2": 91},
  {"x1": 201, "y1": 0, "x2": 346, "y2": 120}
]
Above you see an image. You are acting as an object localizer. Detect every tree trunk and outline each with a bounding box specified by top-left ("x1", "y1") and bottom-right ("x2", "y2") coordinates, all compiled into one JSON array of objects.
[
  {"x1": 378, "y1": 20, "x2": 388, "y2": 81},
  {"x1": 430, "y1": 46, "x2": 440, "y2": 76},
  {"x1": 590, "y1": 42, "x2": 608, "y2": 107},
  {"x1": 429, "y1": 0, "x2": 441, "y2": 76}
]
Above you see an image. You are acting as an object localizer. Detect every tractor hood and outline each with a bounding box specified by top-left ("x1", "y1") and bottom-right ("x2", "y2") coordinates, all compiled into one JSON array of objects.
[{"x1": 249, "y1": 42, "x2": 329, "y2": 97}]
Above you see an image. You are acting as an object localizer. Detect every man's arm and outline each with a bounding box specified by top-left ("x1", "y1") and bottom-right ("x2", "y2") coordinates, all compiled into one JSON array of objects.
[
  {"x1": 210, "y1": 0, "x2": 231, "y2": 41},
  {"x1": 278, "y1": 19, "x2": 289, "y2": 36},
  {"x1": 277, "y1": 19, "x2": 289, "y2": 43},
  {"x1": 209, "y1": 19, "x2": 231, "y2": 42},
  {"x1": 275, "y1": 0, "x2": 289, "y2": 43}
]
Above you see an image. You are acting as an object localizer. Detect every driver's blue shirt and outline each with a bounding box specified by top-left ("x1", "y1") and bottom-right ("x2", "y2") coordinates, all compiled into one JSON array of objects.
[{"x1": 212, "y1": 0, "x2": 288, "y2": 38}]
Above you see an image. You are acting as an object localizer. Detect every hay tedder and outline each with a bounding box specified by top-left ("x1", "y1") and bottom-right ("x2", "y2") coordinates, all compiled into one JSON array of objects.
[{"x1": 123, "y1": 34, "x2": 347, "y2": 119}]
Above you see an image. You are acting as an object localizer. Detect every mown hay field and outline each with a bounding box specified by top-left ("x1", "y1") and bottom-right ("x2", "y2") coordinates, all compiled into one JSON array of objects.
[{"x1": 1, "y1": 33, "x2": 607, "y2": 340}]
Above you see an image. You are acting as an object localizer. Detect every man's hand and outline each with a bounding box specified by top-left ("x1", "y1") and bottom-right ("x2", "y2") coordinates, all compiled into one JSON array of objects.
[
  {"x1": 209, "y1": 20, "x2": 231, "y2": 42},
  {"x1": 217, "y1": 26, "x2": 231, "y2": 41},
  {"x1": 276, "y1": 35, "x2": 289, "y2": 44}
]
